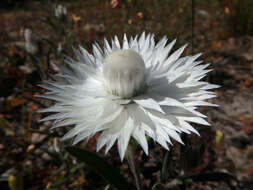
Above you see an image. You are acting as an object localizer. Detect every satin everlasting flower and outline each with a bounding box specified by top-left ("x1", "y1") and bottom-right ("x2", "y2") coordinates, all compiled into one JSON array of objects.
[
  {"x1": 38, "y1": 33, "x2": 219, "y2": 161},
  {"x1": 55, "y1": 4, "x2": 67, "y2": 19},
  {"x1": 24, "y1": 29, "x2": 41, "y2": 55}
]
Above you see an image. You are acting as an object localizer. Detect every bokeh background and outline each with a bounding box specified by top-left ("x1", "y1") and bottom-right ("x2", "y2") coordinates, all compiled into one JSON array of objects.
[{"x1": 0, "y1": 0, "x2": 253, "y2": 189}]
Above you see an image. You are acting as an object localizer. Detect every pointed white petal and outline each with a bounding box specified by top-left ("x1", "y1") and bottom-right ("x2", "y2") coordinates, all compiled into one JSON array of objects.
[
  {"x1": 178, "y1": 120, "x2": 200, "y2": 136},
  {"x1": 132, "y1": 127, "x2": 148, "y2": 155},
  {"x1": 73, "y1": 130, "x2": 91, "y2": 145},
  {"x1": 165, "y1": 128, "x2": 184, "y2": 145},
  {"x1": 97, "y1": 132, "x2": 110, "y2": 152},
  {"x1": 105, "y1": 134, "x2": 118, "y2": 154},
  {"x1": 201, "y1": 84, "x2": 221, "y2": 90},
  {"x1": 184, "y1": 101, "x2": 218, "y2": 107},
  {"x1": 118, "y1": 117, "x2": 134, "y2": 161},
  {"x1": 133, "y1": 96, "x2": 165, "y2": 114},
  {"x1": 126, "y1": 104, "x2": 156, "y2": 130},
  {"x1": 166, "y1": 44, "x2": 187, "y2": 65},
  {"x1": 114, "y1": 36, "x2": 121, "y2": 49},
  {"x1": 122, "y1": 33, "x2": 129, "y2": 50},
  {"x1": 177, "y1": 116, "x2": 210, "y2": 126},
  {"x1": 104, "y1": 38, "x2": 112, "y2": 55}
]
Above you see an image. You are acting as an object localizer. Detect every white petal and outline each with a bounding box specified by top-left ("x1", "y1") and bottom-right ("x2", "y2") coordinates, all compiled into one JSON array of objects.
[
  {"x1": 126, "y1": 104, "x2": 156, "y2": 130},
  {"x1": 37, "y1": 105, "x2": 63, "y2": 113},
  {"x1": 184, "y1": 101, "x2": 218, "y2": 107},
  {"x1": 166, "y1": 44, "x2": 187, "y2": 66},
  {"x1": 156, "y1": 135, "x2": 169, "y2": 150},
  {"x1": 148, "y1": 110, "x2": 181, "y2": 132},
  {"x1": 73, "y1": 130, "x2": 92, "y2": 145},
  {"x1": 39, "y1": 113, "x2": 67, "y2": 122},
  {"x1": 177, "y1": 116, "x2": 210, "y2": 126},
  {"x1": 138, "y1": 32, "x2": 146, "y2": 50},
  {"x1": 133, "y1": 95, "x2": 165, "y2": 114},
  {"x1": 104, "y1": 38, "x2": 112, "y2": 55},
  {"x1": 122, "y1": 33, "x2": 129, "y2": 50},
  {"x1": 132, "y1": 127, "x2": 148, "y2": 155},
  {"x1": 148, "y1": 93, "x2": 186, "y2": 108},
  {"x1": 103, "y1": 108, "x2": 128, "y2": 134},
  {"x1": 113, "y1": 36, "x2": 121, "y2": 49},
  {"x1": 61, "y1": 123, "x2": 90, "y2": 141},
  {"x1": 118, "y1": 117, "x2": 134, "y2": 161},
  {"x1": 164, "y1": 128, "x2": 184, "y2": 145},
  {"x1": 51, "y1": 119, "x2": 76, "y2": 129},
  {"x1": 105, "y1": 134, "x2": 118, "y2": 154},
  {"x1": 141, "y1": 123, "x2": 156, "y2": 140},
  {"x1": 178, "y1": 120, "x2": 200, "y2": 136},
  {"x1": 92, "y1": 102, "x2": 124, "y2": 133},
  {"x1": 92, "y1": 43, "x2": 104, "y2": 63},
  {"x1": 96, "y1": 130, "x2": 118, "y2": 154},
  {"x1": 201, "y1": 84, "x2": 221, "y2": 90},
  {"x1": 97, "y1": 131, "x2": 110, "y2": 152}
]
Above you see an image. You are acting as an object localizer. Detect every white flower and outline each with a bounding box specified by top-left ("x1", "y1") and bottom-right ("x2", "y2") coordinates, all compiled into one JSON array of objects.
[
  {"x1": 24, "y1": 29, "x2": 41, "y2": 55},
  {"x1": 55, "y1": 4, "x2": 67, "y2": 19},
  {"x1": 38, "y1": 33, "x2": 219, "y2": 161}
]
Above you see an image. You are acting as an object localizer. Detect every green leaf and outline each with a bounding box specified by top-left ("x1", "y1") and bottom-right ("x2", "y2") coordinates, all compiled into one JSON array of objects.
[
  {"x1": 66, "y1": 146, "x2": 136, "y2": 190},
  {"x1": 161, "y1": 152, "x2": 169, "y2": 182},
  {"x1": 51, "y1": 176, "x2": 71, "y2": 188},
  {"x1": 70, "y1": 163, "x2": 85, "y2": 174},
  {"x1": 29, "y1": 55, "x2": 46, "y2": 80},
  {"x1": 50, "y1": 165, "x2": 65, "y2": 178}
]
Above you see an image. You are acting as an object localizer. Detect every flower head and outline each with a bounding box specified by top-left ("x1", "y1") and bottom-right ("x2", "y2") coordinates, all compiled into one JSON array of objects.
[
  {"x1": 24, "y1": 28, "x2": 41, "y2": 55},
  {"x1": 55, "y1": 4, "x2": 67, "y2": 20},
  {"x1": 38, "y1": 33, "x2": 219, "y2": 161}
]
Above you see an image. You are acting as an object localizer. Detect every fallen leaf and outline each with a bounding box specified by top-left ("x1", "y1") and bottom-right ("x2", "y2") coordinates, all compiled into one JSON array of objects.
[
  {"x1": 242, "y1": 165, "x2": 253, "y2": 175},
  {"x1": 212, "y1": 41, "x2": 222, "y2": 49},
  {"x1": 8, "y1": 96, "x2": 26, "y2": 108},
  {"x1": 245, "y1": 79, "x2": 253, "y2": 87},
  {"x1": 27, "y1": 144, "x2": 35, "y2": 153},
  {"x1": 137, "y1": 12, "x2": 143, "y2": 19},
  {"x1": 224, "y1": 6, "x2": 230, "y2": 15},
  {"x1": 72, "y1": 14, "x2": 81, "y2": 23},
  {"x1": 110, "y1": 0, "x2": 119, "y2": 9}
]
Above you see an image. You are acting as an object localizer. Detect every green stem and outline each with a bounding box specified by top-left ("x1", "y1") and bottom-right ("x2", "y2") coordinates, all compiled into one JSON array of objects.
[{"x1": 126, "y1": 144, "x2": 142, "y2": 190}]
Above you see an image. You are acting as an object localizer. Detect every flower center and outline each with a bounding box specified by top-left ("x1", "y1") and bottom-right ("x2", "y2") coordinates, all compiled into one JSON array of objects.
[{"x1": 103, "y1": 49, "x2": 146, "y2": 98}]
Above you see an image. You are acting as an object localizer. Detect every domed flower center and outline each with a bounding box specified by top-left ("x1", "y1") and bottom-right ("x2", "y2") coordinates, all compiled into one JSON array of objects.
[{"x1": 103, "y1": 49, "x2": 146, "y2": 99}]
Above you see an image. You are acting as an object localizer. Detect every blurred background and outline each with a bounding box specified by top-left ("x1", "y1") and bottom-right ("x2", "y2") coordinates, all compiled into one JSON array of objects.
[{"x1": 0, "y1": 0, "x2": 253, "y2": 189}]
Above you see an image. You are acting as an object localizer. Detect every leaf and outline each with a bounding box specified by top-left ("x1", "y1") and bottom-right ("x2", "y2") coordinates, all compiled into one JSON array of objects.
[
  {"x1": 70, "y1": 163, "x2": 85, "y2": 173},
  {"x1": 50, "y1": 165, "x2": 65, "y2": 177},
  {"x1": 8, "y1": 96, "x2": 26, "y2": 108},
  {"x1": 110, "y1": 0, "x2": 119, "y2": 8},
  {"x1": 215, "y1": 130, "x2": 224, "y2": 144},
  {"x1": 180, "y1": 171, "x2": 235, "y2": 182},
  {"x1": 245, "y1": 79, "x2": 253, "y2": 87},
  {"x1": 126, "y1": 145, "x2": 141, "y2": 190},
  {"x1": 51, "y1": 176, "x2": 71, "y2": 188},
  {"x1": 66, "y1": 146, "x2": 136, "y2": 190},
  {"x1": 8, "y1": 175, "x2": 24, "y2": 190},
  {"x1": 161, "y1": 152, "x2": 169, "y2": 182},
  {"x1": 29, "y1": 55, "x2": 46, "y2": 80}
]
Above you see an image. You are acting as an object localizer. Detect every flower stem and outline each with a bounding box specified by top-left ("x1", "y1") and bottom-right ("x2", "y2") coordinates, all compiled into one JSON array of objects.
[{"x1": 126, "y1": 144, "x2": 142, "y2": 190}]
